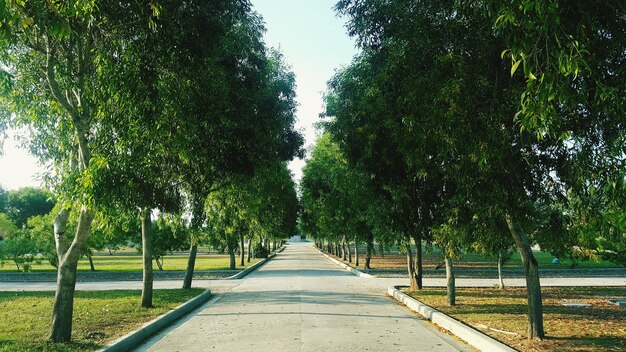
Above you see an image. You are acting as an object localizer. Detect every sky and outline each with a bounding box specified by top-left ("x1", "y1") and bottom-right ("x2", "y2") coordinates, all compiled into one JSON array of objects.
[
  {"x1": 252, "y1": 0, "x2": 357, "y2": 182},
  {"x1": 0, "y1": 1, "x2": 357, "y2": 190}
]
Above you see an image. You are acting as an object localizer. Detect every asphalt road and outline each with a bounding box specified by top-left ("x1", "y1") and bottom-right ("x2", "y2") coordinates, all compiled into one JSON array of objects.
[{"x1": 134, "y1": 243, "x2": 473, "y2": 352}]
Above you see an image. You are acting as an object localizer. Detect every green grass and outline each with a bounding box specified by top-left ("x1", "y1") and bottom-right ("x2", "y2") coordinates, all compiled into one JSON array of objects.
[
  {"x1": 0, "y1": 289, "x2": 204, "y2": 352},
  {"x1": 0, "y1": 253, "x2": 261, "y2": 273},
  {"x1": 405, "y1": 287, "x2": 626, "y2": 351}
]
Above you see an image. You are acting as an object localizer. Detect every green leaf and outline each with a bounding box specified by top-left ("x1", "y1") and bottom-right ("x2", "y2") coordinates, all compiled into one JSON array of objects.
[{"x1": 511, "y1": 60, "x2": 522, "y2": 77}]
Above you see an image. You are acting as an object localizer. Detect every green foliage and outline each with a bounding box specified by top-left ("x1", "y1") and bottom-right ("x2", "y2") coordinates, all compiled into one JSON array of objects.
[
  {"x1": 24, "y1": 212, "x2": 57, "y2": 268},
  {"x1": 206, "y1": 162, "x2": 298, "y2": 256},
  {"x1": 3, "y1": 187, "x2": 55, "y2": 228},
  {"x1": 0, "y1": 230, "x2": 37, "y2": 271},
  {"x1": 301, "y1": 134, "x2": 378, "y2": 246},
  {"x1": 0, "y1": 212, "x2": 17, "y2": 239}
]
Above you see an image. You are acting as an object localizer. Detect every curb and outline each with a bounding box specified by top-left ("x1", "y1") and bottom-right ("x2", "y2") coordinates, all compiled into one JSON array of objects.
[
  {"x1": 226, "y1": 246, "x2": 285, "y2": 280},
  {"x1": 314, "y1": 247, "x2": 374, "y2": 278},
  {"x1": 100, "y1": 290, "x2": 212, "y2": 352},
  {"x1": 388, "y1": 286, "x2": 517, "y2": 352}
]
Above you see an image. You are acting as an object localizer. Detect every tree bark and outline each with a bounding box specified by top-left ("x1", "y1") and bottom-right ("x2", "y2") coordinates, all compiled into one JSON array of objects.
[
  {"x1": 341, "y1": 236, "x2": 347, "y2": 260},
  {"x1": 365, "y1": 239, "x2": 373, "y2": 269},
  {"x1": 247, "y1": 237, "x2": 252, "y2": 263},
  {"x1": 182, "y1": 242, "x2": 198, "y2": 290},
  {"x1": 406, "y1": 239, "x2": 419, "y2": 291},
  {"x1": 228, "y1": 246, "x2": 236, "y2": 270},
  {"x1": 412, "y1": 233, "x2": 423, "y2": 290},
  {"x1": 346, "y1": 237, "x2": 352, "y2": 263},
  {"x1": 445, "y1": 254, "x2": 456, "y2": 306},
  {"x1": 239, "y1": 233, "x2": 245, "y2": 267},
  {"x1": 86, "y1": 252, "x2": 95, "y2": 272},
  {"x1": 50, "y1": 206, "x2": 94, "y2": 343},
  {"x1": 498, "y1": 251, "x2": 505, "y2": 289},
  {"x1": 140, "y1": 208, "x2": 153, "y2": 308},
  {"x1": 354, "y1": 236, "x2": 359, "y2": 267},
  {"x1": 506, "y1": 214, "x2": 545, "y2": 340}
]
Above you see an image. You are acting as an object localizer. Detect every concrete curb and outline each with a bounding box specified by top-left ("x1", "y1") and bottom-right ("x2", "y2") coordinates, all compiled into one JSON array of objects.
[
  {"x1": 314, "y1": 247, "x2": 374, "y2": 278},
  {"x1": 226, "y1": 246, "x2": 285, "y2": 280},
  {"x1": 388, "y1": 286, "x2": 517, "y2": 352},
  {"x1": 99, "y1": 290, "x2": 212, "y2": 352}
]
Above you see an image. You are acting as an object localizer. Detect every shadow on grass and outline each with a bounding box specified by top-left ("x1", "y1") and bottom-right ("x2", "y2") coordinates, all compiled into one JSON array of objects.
[{"x1": 546, "y1": 335, "x2": 626, "y2": 350}]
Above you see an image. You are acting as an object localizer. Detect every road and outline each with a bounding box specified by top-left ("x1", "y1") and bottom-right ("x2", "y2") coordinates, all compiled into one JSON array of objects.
[{"x1": 134, "y1": 242, "x2": 473, "y2": 352}]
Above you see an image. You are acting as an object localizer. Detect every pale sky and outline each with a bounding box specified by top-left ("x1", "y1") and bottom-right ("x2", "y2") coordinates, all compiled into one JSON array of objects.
[{"x1": 0, "y1": 1, "x2": 357, "y2": 190}]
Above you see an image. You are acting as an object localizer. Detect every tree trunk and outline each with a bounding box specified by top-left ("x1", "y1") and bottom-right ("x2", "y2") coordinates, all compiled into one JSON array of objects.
[
  {"x1": 87, "y1": 252, "x2": 95, "y2": 272},
  {"x1": 247, "y1": 237, "x2": 252, "y2": 263},
  {"x1": 240, "y1": 234, "x2": 245, "y2": 267},
  {"x1": 182, "y1": 242, "x2": 198, "y2": 290},
  {"x1": 50, "y1": 206, "x2": 94, "y2": 343},
  {"x1": 365, "y1": 239, "x2": 373, "y2": 269},
  {"x1": 346, "y1": 237, "x2": 352, "y2": 263},
  {"x1": 341, "y1": 237, "x2": 347, "y2": 260},
  {"x1": 498, "y1": 251, "x2": 505, "y2": 289},
  {"x1": 445, "y1": 254, "x2": 456, "y2": 306},
  {"x1": 379, "y1": 242, "x2": 385, "y2": 257},
  {"x1": 412, "y1": 233, "x2": 423, "y2": 290},
  {"x1": 155, "y1": 256, "x2": 164, "y2": 271},
  {"x1": 406, "y1": 239, "x2": 419, "y2": 291},
  {"x1": 141, "y1": 208, "x2": 153, "y2": 308},
  {"x1": 506, "y1": 214, "x2": 545, "y2": 340},
  {"x1": 228, "y1": 246, "x2": 236, "y2": 270},
  {"x1": 354, "y1": 236, "x2": 359, "y2": 267}
]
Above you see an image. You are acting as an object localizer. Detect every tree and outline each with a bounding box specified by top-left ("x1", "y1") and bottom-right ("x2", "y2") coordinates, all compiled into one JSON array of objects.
[
  {"x1": 207, "y1": 162, "x2": 298, "y2": 270},
  {"x1": 0, "y1": 0, "x2": 160, "y2": 341},
  {"x1": 4, "y1": 187, "x2": 55, "y2": 227},
  {"x1": 331, "y1": 0, "x2": 616, "y2": 340},
  {"x1": 301, "y1": 134, "x2": 385, "y2": 269}
]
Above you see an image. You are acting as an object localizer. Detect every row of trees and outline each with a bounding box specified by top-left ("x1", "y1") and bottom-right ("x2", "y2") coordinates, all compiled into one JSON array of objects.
[
  {"x1": 302, "y1": 0, "x2": 624, "y2": 341},
  {"x1": 0, "y1": 0, "x2": 301, "y2": 343}
]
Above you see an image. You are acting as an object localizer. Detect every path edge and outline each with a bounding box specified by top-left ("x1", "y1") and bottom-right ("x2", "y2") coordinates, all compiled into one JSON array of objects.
[
  {"x1": 388, "y1": 286, "x2": 517, "y2": 352},
  {"x1": 99, "y1": 289, "x2": 212, "y2": 352},
  {"x1": 226, "y1": 246, "x2": 286, "y2": 280},
  {"x1": 314, "y1": 246, "x2": 374, "y2": 278}
]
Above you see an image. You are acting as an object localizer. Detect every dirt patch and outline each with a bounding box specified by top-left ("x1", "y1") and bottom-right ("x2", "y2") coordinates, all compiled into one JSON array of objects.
[{"x1": 405, "y1": 286, "x2": 626, "y2": 352}]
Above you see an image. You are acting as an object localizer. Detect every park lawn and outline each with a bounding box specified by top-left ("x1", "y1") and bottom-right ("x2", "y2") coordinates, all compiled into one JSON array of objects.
[
  {"x1": 330, "y1": 248, "x2": 620, "y2": 270},
  {"x1": 405, "y1": 287, "x2": 626, "y2": 352},
  {"x1": 0, "y1": 289, "x2": 204, "y2": 352},
  {"x1": 0, "y1": 253, "x2": 261, "y2": 273}
]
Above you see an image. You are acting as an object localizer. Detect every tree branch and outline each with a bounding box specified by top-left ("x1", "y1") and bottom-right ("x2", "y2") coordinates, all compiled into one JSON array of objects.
[{"x1": 45, "y1": 36, "x2": 79, "y2": 119}]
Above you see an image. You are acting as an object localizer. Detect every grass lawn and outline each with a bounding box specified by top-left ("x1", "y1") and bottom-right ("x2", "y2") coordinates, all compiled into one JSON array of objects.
[
  {"x1": 405, "y1": 287, "x2": 626, "y2": 352},
  {"x1": 0, "y1": 253, "x2": 261, "y2": 273},
  {"x1": 329, "y1": 247, "x2": 620, "y2": 270},
  {"x1": 0, "y1": 289, "x2": 204, "y2": 351}
]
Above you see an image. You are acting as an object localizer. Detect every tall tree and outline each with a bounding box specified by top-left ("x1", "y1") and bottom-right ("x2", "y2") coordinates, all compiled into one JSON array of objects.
[
  {"x1": 0, "y1": 1, "x2": 146, "y2": 341},
  {"x1": 4, "y1": 187, "x2": 55, "y2": 227}
]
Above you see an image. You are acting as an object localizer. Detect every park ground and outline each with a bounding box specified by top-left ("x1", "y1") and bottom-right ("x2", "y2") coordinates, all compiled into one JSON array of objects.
[{"x1": 0, "y1": 243, "x2": 624, "y2": 351}]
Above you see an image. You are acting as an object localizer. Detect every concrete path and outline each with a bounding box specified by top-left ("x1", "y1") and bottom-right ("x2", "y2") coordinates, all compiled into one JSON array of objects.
[{"x1": 134, "y1": 243, "x2": 473, "y2": 352}]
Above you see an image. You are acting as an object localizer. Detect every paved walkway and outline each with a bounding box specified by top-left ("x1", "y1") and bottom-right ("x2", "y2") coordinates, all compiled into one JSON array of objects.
[{"x1": 134, "y1": 243, "x2": 472, "y2": 352}]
